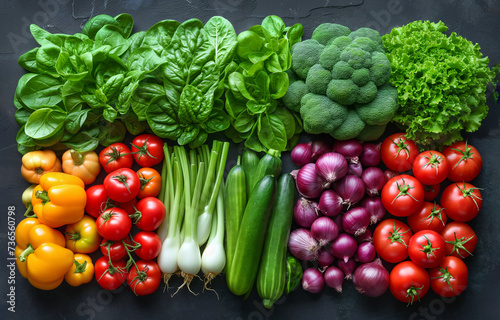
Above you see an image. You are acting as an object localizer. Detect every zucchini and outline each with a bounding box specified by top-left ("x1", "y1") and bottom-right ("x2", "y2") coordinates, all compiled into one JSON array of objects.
[
  {"x1": 241, "y1": 149, "x2": 259, "y2": 198},
  {"x1": 257, "y1": 173, "x2": 295, "y2": 309},
  {"x1": 224, "y1": 164, "x2": 246, "y2": 275},
  {"x1": 252, "y1": 149, "x2": 282, "y2": 191},
  {"x1": 226, "y1": 175, "x2": 276, "y2": 296}
]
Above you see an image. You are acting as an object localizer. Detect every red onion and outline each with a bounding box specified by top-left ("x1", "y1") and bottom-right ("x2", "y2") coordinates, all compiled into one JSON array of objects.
[
  {"x1": 360, "y1": 143, "x2": 381, "y2": 167},
  {"x1": 324, "y1": 266, "x2": 344, "y2": 293},
  {"x1": 296, "y1": 163, "x2": 324, "y2": 199},
  {"x1": 302, "y1": 268, "x2": 324, "y2": 293},
  {"x1": 311, "y1": 139, "x2": 331, "y2": 161},
  {"x1": 291, "y1": 142, "x2": 312, "y2": 166},
  {"x1": 347, "y1": 162, "x2": 363, "y2": 177},
  {"x1": 355, "y1": 241, "x2": 376, "y2": 263},
  {"x1": 333, "y1": 213, "x2": 344, "y2": 232},
  {"x1": 333, "y1": 139, "x2": 362, "y2": 163},
  {"x1": 317, "y1": 190, "x2": 343, "y2": 217},
  {"x1": 383, "y1": 169, "x2": 399, "y2": 182},
  {"x1": 356, "y1": 228, "x2": 373, "y2": 243},
  {"x1": 317, "y1": 247, "x2": 335, "y2": 267},
  {"x1": 361, "y1": 167, "x2": 385, "y2": 196},
  {"x1": 337, "y1": 258, "x2": 357, "y2": 280},
  {"x1": 311, "y1": 216, "x2": 339, "y2": 246},
  {"x1": 315, "y1": 152, "x2": 348, "y2": 187},
  {"x1": 330, "y1": 233, "x2": 357, "y2": 263},
  {"x1": 288, "y1": 228, "x2": 319, "y2": 261},
  {"x1": 360, "y1": 196, "x2": 386, "y2": 224},
  {"x1": 333, "y1": 175, "x2": 365, "y2": 209},
  {"x1": 294, "y1": 197, "x2": 319, "y2": 228},
  {"x1": 342, "y1": 207, "x2": 370, "y2": 236},
  {"x1": 353, "y1": 259, "x2": 389, "y2": 297}
]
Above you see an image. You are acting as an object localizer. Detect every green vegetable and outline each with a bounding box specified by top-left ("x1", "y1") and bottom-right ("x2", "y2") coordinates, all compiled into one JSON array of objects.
[
  {"x1": 226, "y1": 175, "x2": 276, "y2": 296},
  {"x1": 224, "y1": 163, "x2": 247, "y2": 278},
  {"x1": 285, "y1": 256, "x2": 303, "y2": 294},
  {"x1": 257, "y1": 173, "x2": 295, "y2": 309},
  {"x1": 283, "y1": 23, "x2": 398, "y2": 141},
  {"x1": 253, "y1": 149, "x2": 282, "y2": 189},
  {"x1": 241, "y1": 148, "x2": 260, "y2": 198},
  {"x1": 382, "y1": 20, "x2": 499, "y2": 148},
  {"x1": 224, "y1": 15, "x2": 304, "y2": 153}
]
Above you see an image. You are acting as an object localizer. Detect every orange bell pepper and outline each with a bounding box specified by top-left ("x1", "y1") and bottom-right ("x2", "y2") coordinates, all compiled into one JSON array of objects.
[
  {"x1": 65, "y1": 215, "x2": 101, "y2": 254},
  {"x1": 21, "y1": 150, "x2": 62, "y2": 184},
  {"x1": 65, "y1": 253, "x2": 94, "y2": 286},
  {"x1": 18, "y1": 243, "x2": 74, "y2": 290},
  {"x1": 62, "y1": 149, "x2": 101, "y2": 185},
  {"x1": 32, "y1": 172, "x2": 86, "y2": 228},
  {"x1": 15, "y1": 217, "x2": 66, "y2": 279}
]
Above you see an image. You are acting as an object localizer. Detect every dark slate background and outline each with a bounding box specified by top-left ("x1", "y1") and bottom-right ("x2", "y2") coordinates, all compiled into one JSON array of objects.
[{"x1": 1, "y1": 0, "x2": 499, "y2": 319}]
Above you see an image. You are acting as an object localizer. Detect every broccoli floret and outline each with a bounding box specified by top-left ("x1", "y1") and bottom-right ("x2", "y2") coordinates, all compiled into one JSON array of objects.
[
  {"x1": 349, "y1": 37, "x2": 379, "y2": 53},
  {"x1": 370, "y1": 52, "x2": 391, "y2": 86},
  {"x1": 329, "y1": 36, "x2": 352, "y2": 50},
  {"x1": 282, "y1": 80, "x2": 309, "y2": 112},
  {"x1": 319, "y1": 44, "x2": 342, "y2": 70},
  {"x1": 291, "y1": 39, "x2": 325, "y2": 79},
  {"x1": 312, "y1": 23, "x2": 351, "y2": 46},
  {"x1": 348, "y1": 28, "x2": 384, "y2": 50},
  {"x1": 327, "y1": 79, "x2": 359, "y2": 105},
  {"x1": 331, "y1": 61, "x2": 354, "y2": 80},
  {"x1": 341, "y1": 46, "x2": 372, "y2": 69},
  {"x1": 357, "y1": 124, "x2": 387, "y2": 141},
  {"x1": 331, "y1": 110, "x2": 365, "y2": 140},
  {"x1": 306, "y1": 64, "x2": 332, "y2": 95},
  {"x1": 351, "y1": 68, "x2": 370, "y2": 87},
  {"x1": 300, "y1": 93, "x2": 348, "y2": 134},
  {"x1": 357, "y1": 81, "x2": 377, "y2": 103},
  {"x1": 355, "y1": 84, "x2": 398, "y2": 125}
]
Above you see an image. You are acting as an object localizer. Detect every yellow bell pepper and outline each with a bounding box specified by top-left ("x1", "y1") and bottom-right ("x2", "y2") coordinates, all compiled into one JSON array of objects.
[
  {"x1": 18, "y1": 243, "x2": 74, "y2": 290},
  {"x1": 65, "y1": 215, "x2": 101, "y2": 253},
  {"x1": 22, "y1": 185, "x2": 37, "y2": 217},
  {"x1": 65, "y1": 253, "x2": 94, "y2": 286},
  {"x1": 62, "y1": 149, "x2": 101, "y2": 185},
  {"x1": 21, "y1": 150, "x2": 62, "y2": 184},
  {"x1": 15, "y1": 217, "x2": 66, "y2": 279},
  {"x1": 32, "y1": 172, "x2": 86, "y2": 228}
]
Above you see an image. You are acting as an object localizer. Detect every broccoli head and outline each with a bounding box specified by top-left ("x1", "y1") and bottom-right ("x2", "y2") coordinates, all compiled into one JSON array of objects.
[{"x1": 284, "y1": 23, "x2": 398, "y2": 141}]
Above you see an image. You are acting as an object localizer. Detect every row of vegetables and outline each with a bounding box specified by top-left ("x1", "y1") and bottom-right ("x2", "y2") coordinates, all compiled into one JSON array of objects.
[{"x1": 12, "y1": 11, "x2": 496, "y2": 311}]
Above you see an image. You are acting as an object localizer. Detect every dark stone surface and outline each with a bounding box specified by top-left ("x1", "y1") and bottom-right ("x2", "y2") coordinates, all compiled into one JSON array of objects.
[{"x1": 0, "y1": 0, "x2": 499, "y2": 319}]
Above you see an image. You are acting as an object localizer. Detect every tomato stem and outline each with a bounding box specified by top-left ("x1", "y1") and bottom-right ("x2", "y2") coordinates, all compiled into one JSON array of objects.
[
  {"x1": 430, "y1": 266, "x2": 454, "y2": 291},
  {"x1": 131, "y1": 137, "x2": 157, "y2": 160},
  {"x1": 420, "y1": 151, "x2": 443, "y2": 175},
  {"x1": 445, "y1": 232, "x2": 474, "y2": 258},
  {"x1": 388, "y1": 220, "x2": 411, "y2": 247},
  {"x1": 425, "y1": 204, "x2": 446, "y2": 227},
  {"x1": 456, "y1": 182, "x2": 483, "y2": 211},
  {"x1": 451, "y1": 141, "x2": 474, "y2": 169},
  {"x1": 391, "y1": 177, "x2": 419, "y2": 204},
  {"x1": 391, "y1": 137, "x2": 411, "y2": 160},
  {"x1": 419, "y1": 235, "x2": 439, "y2": 258},
  {"x1": 406, "y1": 280, "x2": 425, "y2": 306},
  {"x1": 104, "y1": 146, "x2": 129, "y2": 165},
  {"x1": 112, "y1": 174, "x2": 132, "y2": 194},
  {"x1": 138, "y1": 172, "x2": 154, "y2": 190},
  {"x1": 129, "y1": 206, "x2": 143, "y2": 225}
]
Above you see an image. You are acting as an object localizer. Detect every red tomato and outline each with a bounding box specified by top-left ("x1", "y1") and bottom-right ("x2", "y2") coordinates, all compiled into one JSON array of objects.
[
  {"x1": 373, "y1": 219, "x2": 413, "y2": 264},
  {"x1": 381, "y1": 133, "x2": 419, "y2": 172},
  {"x1": 137, "y1": 167, "x2": 162, "y2": 199},
  {"x1": 127, "y1": 260, "x2": 162, "y2": 296},
  {"x1": 94, "y1": 256, "x2": 128, "y2": 290},
  {"x1": 133, "y1": 197, "x2": 166, "y2": 231},
  {"x1": 423, "y1": 183, "x2": 440, "y2": 201},
  {"x1": 440, "y1": 182, "x2": 482, "y2": 222},
  {"x1": 117, "y1": 198, "x2": 138, "y2": 215},
  {"x1": 383, "y1": 169, "x2": 399, "y2": 182},
  {"x1": 131, "y1": 134, "x2": 164, "y2": 167},
  {"x1": 100, "y1": 239, "x2": 127, "y2": 261},
  {"x1": 103, "y1": 168, "x2": 141, "y2": 203},
  {"x1": 440, "y1": 222, "x2": 477, "y2": 259},
  {"x1": 381, "y1": 175, "x2": 424, "y2": 217},
  {"x1": 96, "y1": 208, "x2": 132, "y2": 241},
  {"x1": 85, "y1": 185, "x2": 110, "y2": 218},
  {"x1": 407, "y1": 202, "x2": 447, "y2": 233},
  {"x1": 429, "y1": 256, "x2": 468, "y2": 297},
  {"x1": 133, "y1": 231, "x2": 162, "y2": 260},
  {"x1": 408, "y1": 230, "x2": 446, "y2": 268},
  {"x1": 442, "y1": 141, "x2": 482, "y2": 182},
  {"x1": 389, "y1": 261, "x2": 430, "y2": 304},
  {"x1": 99, "y1": 143, "x2": 134, "y2": 174},
  {"x1": 412, "y1": 150, "x2": 450, "y2": 185}
]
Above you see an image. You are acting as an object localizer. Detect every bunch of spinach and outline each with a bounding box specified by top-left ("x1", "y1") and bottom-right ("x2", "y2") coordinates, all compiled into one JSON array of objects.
[
  {"x1": 144, "y1": 16, "x2": 236, "y2": 148},
  {"x1": 224, "y1": 16, "x2": 304, "y2": 153}
]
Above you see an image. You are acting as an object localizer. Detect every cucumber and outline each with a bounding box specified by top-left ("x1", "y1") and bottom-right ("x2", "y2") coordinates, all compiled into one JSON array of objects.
[
  {"x1": 241, "y1": 149, "x2": 259, "y2": 198},
  {"x1": 224, "y1": 164, "x2": 246, "y2": 275},
  {"x1": 252, "y1": 149, "x2": 282, "y2": 191},
  {"x1": 226, "y1": 175, "x2": 276, "y2": 296},
  {"x1": 257, "y1": 173, "x2": 295, "y2": 309}
]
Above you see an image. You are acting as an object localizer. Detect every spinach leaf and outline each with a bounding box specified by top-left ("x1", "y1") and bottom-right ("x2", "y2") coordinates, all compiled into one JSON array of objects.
[
  {"x1": 146, "y1": 96, "x2": 182, "y2": 140},
  {"x1": 15, "y1": 108, "x2": 31, "y2": 126},
  {"x1": 63, "y1": 126, "x2": 100, "y2": 151},
  {"x1": 285, "y1": 23, "x2": 304, "y2": 47},
  {"x1": 178, "y1": 85, "x2": 213, "y2": 124},
  {"x1": 258, "y1": 113, "x2": 287, "y2": 151},
  {"x1": 25, "y1": 106, "x2": 67, "y2": 139},
  {"x1": 16, "y1": 126, "x2": 36, "y2": 147},
  {"x1": 142, "y1": 20, "x2": 180, "y2": 54},
  {"x1": 65, "y1": 108, "x2": 90, "y2": 134},
  {"x1": 234, "y1": 111, "x2": 255, "y2": 132},
  {"x1": 114, "y1": 13, "x2": 134, "y2": 38},
  {"x1": 121, "y1": 110, "x2": 147, "y2": 135},
  {"x1": 55, "y1": 51, "x2": 89, "y2": 81},
  {"x1": 272, "y1": 106, "x2": 295, "y2": 140},
  {"x1": 261, "y1": 15, "x2": 286, "y2": 39},
  {"x1": 18, "y1": 74, "x2": 62, "y2": 110},
  {"x1": 178, "y1": 125, "x2": 200, "y2": 145},
  {"x1": 82, "y1": 14, "x2": 118, "y2": 39},
  {"x1": 122, "y1": 31, "x2": 146, "y2": 60},
  {"x1": 269, "y1": 72, "x2": 289, "y2": 99},
  {"x1": 18, "y1": 48, "x2": 40, "y2": 73},
  {"x1": 126, "y1": 47, "x2": 165, "y2": 73},
  {"x1": 131, "y1": 81, "x2": 165, "y2": 121},
  {"x1": 188, "y1": 131, "x2": 209, "y2": 149},
  {"x1": 30, "y1": 24, "x2": 65, "y2": 47},
  {"x1": 204, "y1": 16, "x2": 237, "y2": 73},
  {"x1": 35, "y1": 44, "x2": 60, "y2": 76},
  {"x1": 103, "y1": 105, "x2": 118, "y2": 122},
  {"x1": 202, "y1": 108, "x2": 230, "y2": 133},
  {"x1": 236, "y1": 31, "x2": 264, "y2": 60},
  {"x1": 99, "y1": 121, "x2": 126, "y2": 146},
  {"x1": 94, "y1": 25, "x2": 130, "y2": 56}
]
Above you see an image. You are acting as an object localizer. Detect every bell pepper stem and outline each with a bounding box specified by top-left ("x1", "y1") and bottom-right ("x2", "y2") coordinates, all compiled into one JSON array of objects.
[
  {"x1": 24, "y1": 204, "x2": 36, "y2": 218},
  {"x1": 35, "y1": 190, "x2": 50, "y2": 205},
  {"x1": 74, "y1": 260, "x2": 88, "y2": 273},
  {"x1": 70, "y1": 149, "x2": 85, "y2": 166},
  {"x1": 18, "y1": 244, "x2": 35, "y2": 262},
  {"x1": 66, "y1": 232, "x2": 81, "y2": 241}
]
